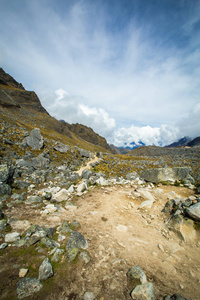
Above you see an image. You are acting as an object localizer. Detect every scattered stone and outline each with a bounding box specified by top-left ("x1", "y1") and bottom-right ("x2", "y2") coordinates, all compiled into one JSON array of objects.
[
  {"x1": 59, "y1": 221, "x2": 72, "y2": 235},
  {"x1": 41, "y1": 237, "x2": 58, "y2": 248},
  {"x1": 51, "y1": 248, "x2": 64, "y2": 262},
  {"x1": 131, "y1": 282, "x2": 155, "y2": 300},
  {"x1": 19, "y1": 268, "x2": 29, "y2": 278},
  {"x1": 38, "y1": 257, "x2": 54, "y2": 280},
  {"x1": 79, "y1": 251, "x2": 90, "y2": 264},
  {"x1": 127, "y1": 265, "x2": 147, "y2": 286},
  {"x1": 0, "y1": 242, "x2": 8, "y2": 250},
  {"x1": 0, "y1": 219, "x2": 7, "y2": 231},
  {"x1": 53, "y1": 188, "x2": 69, "y2": 202},
  {"x1": 5, "y1": 232, "x2": 21, "y2": 243},
  {"x1": 83, "y1": 291, "x2": 95, "y2": 300},
  {"x1": 164, "y1": 294, "x2": 188, "y2": 300},
  {"x1": 66, "y1": 231, "x2": 88, "y2": 262},
  {"x1": 77, "y1": 182, "x2": 87, "y2": 193},
  {"x1": 139, "y1": 200, "x2": 154, "y2": 210},
  {"x1": 17, "y1": 277, "x2": 43, "y2": 299},
  {"x1": 116, "y1": 224, "x2": 128, "y2": 232},
  {"x1": 54, "y1": 142, "x2": 69, "y2": 153},
  {"x1": 26, "y1": 196, "x2": 43, "y2": 204},
  {"x1": 23, "y1": 128, "x2": 44, "y2": 150},
  {"x1": 185, "y1": 202, "x2": 200, "y2": 222},
  {"x1": 126, "y1": 172, "x2": 139, "y2": 181},
  {"x1": 82, "y1": 169, "x2": 93, "y2": 180}
]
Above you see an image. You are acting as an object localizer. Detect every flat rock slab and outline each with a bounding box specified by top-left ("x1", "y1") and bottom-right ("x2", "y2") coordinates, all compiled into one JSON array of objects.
[
  {"x1": 17, "y1": 277, "x2": 43, "y2": 299},
  {"x1": 185, "y1": 202, "x2": 200, "y2": 222}
]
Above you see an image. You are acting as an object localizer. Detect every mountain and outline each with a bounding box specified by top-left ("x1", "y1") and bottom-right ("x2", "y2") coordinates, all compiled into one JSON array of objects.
[
  {"x1": 166, "y1": 136, "x2": 200, "y2": 148},
  {"x1": 187, "y1": 136, "x2": 200, "y2": 147},
  {"x1": 0, "y1": 68, "x2": 113, "y2": 153},
  {"x1": 166, "y1": 136, "x2": 191, "y2": 148}
]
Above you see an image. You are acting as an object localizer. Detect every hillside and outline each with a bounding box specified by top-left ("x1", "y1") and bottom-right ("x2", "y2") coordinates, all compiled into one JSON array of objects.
[
  {"x1": 0, "y1": 69, "x2": 200, "y2": 300},
  {"x1": 0, "y1": 68, "x2": 113, "y2": 154}
]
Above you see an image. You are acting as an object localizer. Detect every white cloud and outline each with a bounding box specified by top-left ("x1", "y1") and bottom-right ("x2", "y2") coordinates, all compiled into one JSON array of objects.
[{"x1": 45, "y1": 89, "x2": 116, "y2": 139}]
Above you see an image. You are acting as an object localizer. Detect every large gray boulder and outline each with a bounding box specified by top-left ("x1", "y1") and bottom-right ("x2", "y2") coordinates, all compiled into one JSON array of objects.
[
  {"x1": 23, "y1": 128, "x2": 44, "y2": 150},
  {"x1": 17, "y1": 277, "x2": 43, "y2": 299},
  {"x1": 185, "y1": 202, "x2": 200, "y2": 222},
  {"x1": 0, "y1": 183, "x2": 12, "y2": 196},
  {"x1": 140, "y1": 167, "x2": 190, "y2": 184},
  {"x1": 54, "y1": 142, "x2": 69, "y2": 153}
]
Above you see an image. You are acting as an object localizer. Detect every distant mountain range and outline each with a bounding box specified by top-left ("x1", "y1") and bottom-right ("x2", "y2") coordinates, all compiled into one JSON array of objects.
[{"x1": 166, "y1": 136, "x2": 200, "y2": 148}]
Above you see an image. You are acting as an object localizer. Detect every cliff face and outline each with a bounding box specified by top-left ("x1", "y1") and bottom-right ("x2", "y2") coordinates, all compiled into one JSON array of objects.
[{"x1": 0, "y1": 68, "x2": 49, "y2": 114}]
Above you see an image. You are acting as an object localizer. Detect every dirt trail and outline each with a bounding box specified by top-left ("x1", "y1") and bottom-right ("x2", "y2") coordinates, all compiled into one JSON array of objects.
[
  {"x1": 76, "y1": 155, "x2": 99, "y2": 176},
  {"x1": 2, "y1": 157, "x2": 200, "y2": 299}
]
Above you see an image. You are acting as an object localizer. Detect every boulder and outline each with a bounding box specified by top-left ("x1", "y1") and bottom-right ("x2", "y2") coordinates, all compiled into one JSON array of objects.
[
  {"x1": 140, "y1": 167, "x2": 190, "y2": 184},
  {"x1": 185, "y1": 202, "x2": 200, "y2": 222},
  {"x1": 53, "y1": 188, "x2": 69, "y2": 202},
  {"x1": 82, "y1": 169, "x2": 93, "y2": 180},
  {"x1": 31, "y1": 153, "x2": 51, "y2": 169},
  {"x1": 23, "y1": 128, "x2": 44, "y2": 150},
  {"x1": 126, "y1": 172, "x2": 139, "y2": 181},
  {"x1": 164, "y1": 295, "x2": 188, "y2": 300},
  {"x1": 5, "y1": 232, "x2": 21, "y2": 243},
  {"x1": 38, "y1": 258, "x2": 53, "y2": 280},
  {"x1": 79, "y1": 149, "x2": 90, "y2": 158},
  {"x1": 127, "y1": 265, "x2": 147, "y2": 286},
  {"x1": 0, "y1": 182, "x2": 12, "y2": 196},
  {"x1": 66, "y1": 231, "x2": 88, "y2": 262},
  {"x1": 17, "y1": 277, "x2": 43, "y2": 299},
  {"x1": 25, "y1": 196, "x2": 43, "y2": 204},
  {"x1": 167, "y1": 215, "x2": 196, "y2": 242},
  {"x1": 0, "y1": 164, "x2": 14, "y2": 183},
  {"x1": 77, "y1": 182, "x2": 87, "y2": 193},
  {"x1": 131, "y1": 282, "x2": 155, "y2": 300},
  {"x1": 54, "y1": 142, "x2": 69, "y2": 153}
]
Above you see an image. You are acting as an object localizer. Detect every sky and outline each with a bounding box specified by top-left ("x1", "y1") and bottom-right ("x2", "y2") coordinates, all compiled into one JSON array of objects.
[{"x1": 0, "y1": 0, "x2": 200, "y2": 147}]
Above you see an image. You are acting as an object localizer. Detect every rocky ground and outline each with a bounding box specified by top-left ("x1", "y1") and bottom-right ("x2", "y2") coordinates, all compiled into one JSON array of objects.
[{"x1": 0, "y1": 123, "x2": 200, "y2": 300}]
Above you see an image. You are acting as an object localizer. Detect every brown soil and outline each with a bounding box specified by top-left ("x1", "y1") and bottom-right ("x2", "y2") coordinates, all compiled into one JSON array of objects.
[{"x1": 1, "y1": 182, "x2": 200, "y2": 300}]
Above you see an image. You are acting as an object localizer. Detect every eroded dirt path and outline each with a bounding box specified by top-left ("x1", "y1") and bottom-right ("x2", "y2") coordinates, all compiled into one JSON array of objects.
[{"x1": 6, "y1": 182, "x2": 200, "y2": 300}]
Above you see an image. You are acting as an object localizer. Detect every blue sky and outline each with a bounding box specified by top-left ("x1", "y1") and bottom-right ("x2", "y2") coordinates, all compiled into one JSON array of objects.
[{"x1": 0, "y1": 0, "x2": 200, "y2": 146}]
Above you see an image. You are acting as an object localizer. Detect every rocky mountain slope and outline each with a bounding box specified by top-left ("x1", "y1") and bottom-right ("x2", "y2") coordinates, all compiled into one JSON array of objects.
[
  {"x1": 0, "y1": 68, "x2": 113, "y2": 153},
  {"x1": 0, "y1": 69, "x2": 200, "y2": 300}
]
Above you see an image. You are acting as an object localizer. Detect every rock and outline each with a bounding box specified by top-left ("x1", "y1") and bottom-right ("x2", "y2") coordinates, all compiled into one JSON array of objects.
[
  {"x1": 96, "y1": 176, "x2": 108, "y2": 186},
  {"x1": 67, "y1": 185, "x2": 75, "y2": 193},
  {"x1": 66, "y1": 231, "x2": 88, "y2": 262},
  {"x1": 17, "y1": 277, "x2": 43, "y2": 299},
  {"x1": 77, "y1": 182, "x2": 87, "y2": 193},
  {"x1": 41, "y1": 237, "x2": 58, "y2": 248},
  {"x1": 127, "y1": 265, "x2": 147, "y2": 286},
  {"x1": 23, "y1": 128, "x2": 44, "y2": 150},
  {"x1": 0, "y1": 182, "x2": 12, "y2": 196},
  {"x1": 54, "y1": 142, "x2": 69, "y2": 153},
  {"x1": 168, "y1": 215, "x2": 196, "y2": 242},
  {"x1": 140, "y1": 167, "x2": 190, "y2": 184},
  {"x1": 31, "y1": 153, "x2": 51, "y2": 169},
  {"x1": 58, "y1": 221, "x2": 72, "y2": 234},
  {"x1": 162, "y1": 199, "x2": 176, "y2": 215},
  {"x1": 19, "y1": 268, "x2": 29, "y2": 278},
  {"x1": 131, "y1": 282, "x2": 155, "y2": 300},
  {"x1": 82, "y1": 169, "x2": 93, "y2": 180},
  {"x1": 51, "y1": 248, "x2": 64, "y2": 262},
  {"x1": 0, "y1": 208, "x2": 4, "y2": 219},
  {"x1": 79, "y1": 149, "x2": 90, "y2": 158},
  {"x1": 79, "y1": 251, "x2": 90, "y2": 264},
  {"x1": 185, "y1": 202, "x2": 200, "y2": 222},
  {"x1": 83, "y1": 291, "x2": 95, "y2": 300},
  {"x1": 53, "y1": 188, "x2": 69, "y2": 202},
  {"x1": 15, "y1": 159, "x2": 35, "y2": 174},
  {"x1": 139, "y1": 200, "x2": 154, "y2": 209},
  {"x1": 26, "y1": 195, "x2": 43, "y2": 204},
  {"x1": 5, "y1": 232, "x2": 21, "y2": 243},
  {"x1": 0, "y1": 219, "x2": 7, "y2": 231},
  {"x1": 0, "y1": 163, "x2": 14, "y2": 183},
  {"x1": 11, "y1": 193, "x2": 24, "y2": 202},
  {"x1": 0, "y1": 242, "x2": 8, "y2": 250},
  {"x1": 126, "y1": 172, "x2": 139, "y2": 181},
  {"x1": 164, "y1": 295, "x2": 188, "y2": 300},
  {"x1": 38, "y1": 258, "x2": 54, "y2": 280}
]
